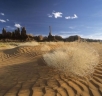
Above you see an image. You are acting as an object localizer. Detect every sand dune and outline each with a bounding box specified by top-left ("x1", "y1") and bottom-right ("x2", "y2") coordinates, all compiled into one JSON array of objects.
[{"x1": 0, "y1": 42, "x2": 102, "y2": 96}]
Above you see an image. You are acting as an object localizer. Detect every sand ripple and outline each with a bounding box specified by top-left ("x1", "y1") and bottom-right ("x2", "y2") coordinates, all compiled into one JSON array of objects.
[{"x1": 0, "y1": 43, "x2": 102, "y2": 96}]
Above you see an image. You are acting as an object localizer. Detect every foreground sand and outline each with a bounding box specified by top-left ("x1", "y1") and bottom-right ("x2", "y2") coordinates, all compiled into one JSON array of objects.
[{"x1": 0, "y1": 42, "x2": 102, "y2": 96}]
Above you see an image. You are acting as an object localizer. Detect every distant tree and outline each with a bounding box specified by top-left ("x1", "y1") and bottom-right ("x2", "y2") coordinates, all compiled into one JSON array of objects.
[
  {"x1": 2, "y1": 28, "x2": 7, "y2": 39},
  {"x1": 12, "y1": 32, "x2": 15, "y2": 40},
  {"x1": 6, "y1": 32, "x2": 12, "y2": 39},
  {"x1": 21, "y1": 27, "x2": 27, "y2": 41},
  {"x1": 15, "y1": 28, "x2": 21, "y2": 39}
]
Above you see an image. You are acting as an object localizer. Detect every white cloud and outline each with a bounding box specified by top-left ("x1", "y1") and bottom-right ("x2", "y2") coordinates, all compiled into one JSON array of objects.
[
  {"x1": 52, "y1": 11, "x2": 63, "y2": 18},
  {"x1": 65, "y1": 14, "x2": 78, "y2": 19},
  {"x1": 7, "y1": 19, "x2": 9, "y2": 21},
  {"x1": 0, "y1": 19, "x2": 6, "y2": 23},
  {"x1": 47, "y1": 14, "x2": 53, "y2": 18},
  {"x1": 14, "y1": 24, "x2": 22, "y2": 28},
  {"x1": 73, "y1": 14, "x2": 78, "y2": 19},
  {"x1": 0, "y1": 13, "x2": 4, "y2": 16}
]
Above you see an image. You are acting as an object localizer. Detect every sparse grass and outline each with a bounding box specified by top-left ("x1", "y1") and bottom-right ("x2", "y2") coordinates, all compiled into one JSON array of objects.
[{"x1": 43, "y1": 42, "x2": 99, "y2": 77}]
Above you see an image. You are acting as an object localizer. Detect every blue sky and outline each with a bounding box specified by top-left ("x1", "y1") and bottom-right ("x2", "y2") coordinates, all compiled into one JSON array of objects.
[{"x1": 0, "y1": 0, "x2": 102, "y2": 39}]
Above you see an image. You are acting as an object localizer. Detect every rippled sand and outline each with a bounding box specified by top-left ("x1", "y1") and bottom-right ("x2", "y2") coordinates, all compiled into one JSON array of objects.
[{"x1": 0, "y1": 42, "x2": 102, "y2": 96}]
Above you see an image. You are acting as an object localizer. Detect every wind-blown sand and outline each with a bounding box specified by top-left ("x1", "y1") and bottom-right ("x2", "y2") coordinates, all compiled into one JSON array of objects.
[{"x1": 0, "y1": 42, "x2": 102, "y2": 96}]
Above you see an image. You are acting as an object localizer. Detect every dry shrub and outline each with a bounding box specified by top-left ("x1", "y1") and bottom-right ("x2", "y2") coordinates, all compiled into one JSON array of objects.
[{"x1": 43, "y1": 42, "x2": 99, "y2": 77}]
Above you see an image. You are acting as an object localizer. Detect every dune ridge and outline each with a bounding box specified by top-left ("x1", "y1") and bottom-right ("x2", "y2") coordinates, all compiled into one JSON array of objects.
[{"x1": 0, "y1": 42, "x2": 102, "y2": 96}]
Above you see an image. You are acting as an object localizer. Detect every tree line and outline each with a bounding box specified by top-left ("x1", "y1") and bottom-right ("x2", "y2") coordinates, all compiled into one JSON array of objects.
[{"x1": 0, "y1": 27, "x2": 101, "y2": 42}]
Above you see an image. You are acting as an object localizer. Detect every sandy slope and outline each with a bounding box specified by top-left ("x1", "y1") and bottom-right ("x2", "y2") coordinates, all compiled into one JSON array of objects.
[{"x1": 0, "y1": 42, "x2": 102, "y2": 96}]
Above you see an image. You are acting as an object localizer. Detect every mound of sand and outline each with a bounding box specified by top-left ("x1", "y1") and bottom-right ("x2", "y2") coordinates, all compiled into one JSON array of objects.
[{"x1": 0, "y1": 42, "x2": 102, "y2": 96}]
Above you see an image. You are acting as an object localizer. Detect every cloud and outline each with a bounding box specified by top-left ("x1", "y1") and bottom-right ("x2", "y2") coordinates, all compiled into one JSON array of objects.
[
  {"x1": 14, "y1": 24, "x2": 22, "y2": 28},
  {"x1": 65, "y1": 14, "x2": 78, "y2": 19},
  {"x1": 52, "y1": 11, "x2": 63, "y2": 18},
  {"x1": 0, "y1": 13, "x2": 4, "y2": 16},
  {"x1": 0, "y1": 19, "x2": 6, "y2": 23},
  {"x1": 7, "y1": 19, "x2": 9, "y2": 21},
  {"x1": 47, "y1": 11, "x2": 63, "y2": 18},
  {"x1": 47, "y1": 14, "x2": 53, "y2": 18}
]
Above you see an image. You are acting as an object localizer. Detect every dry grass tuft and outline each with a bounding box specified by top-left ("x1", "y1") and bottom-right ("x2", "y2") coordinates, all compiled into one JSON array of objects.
[{"x1": 43, "y1": 42, "x2": 99, "y2": 77}]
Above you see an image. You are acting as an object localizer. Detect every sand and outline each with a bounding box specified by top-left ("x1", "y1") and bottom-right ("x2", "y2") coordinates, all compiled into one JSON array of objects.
[{"x1": 0, "y1": 42, "x2": 102, "y2": 96}]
